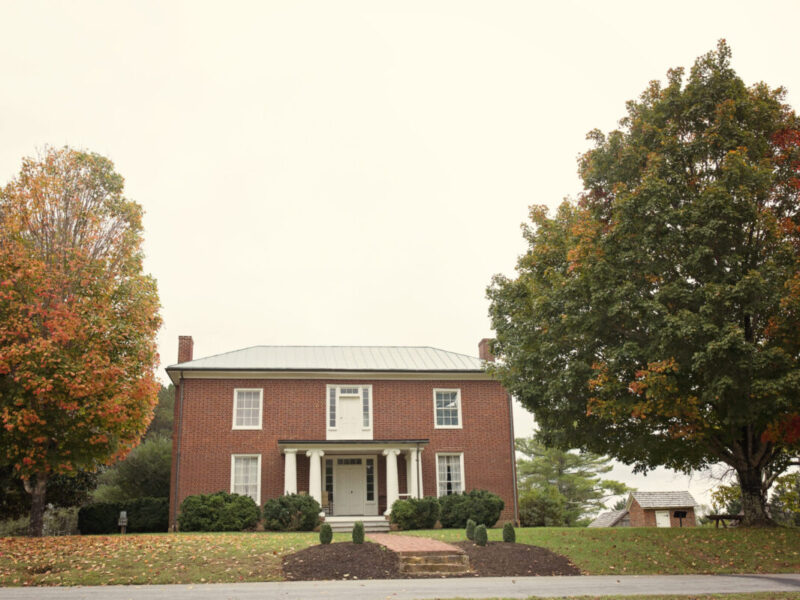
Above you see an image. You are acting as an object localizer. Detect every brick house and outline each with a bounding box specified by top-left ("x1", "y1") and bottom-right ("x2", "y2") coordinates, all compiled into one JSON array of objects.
[
  {"x1": 589, "y1": 491, "x2": 698, "y2": 528},
  {"x1": 166, "y1": 337, "x2": 518, "y2": 530}
]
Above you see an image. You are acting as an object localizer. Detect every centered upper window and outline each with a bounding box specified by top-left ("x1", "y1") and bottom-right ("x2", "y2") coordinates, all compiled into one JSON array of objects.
[
  {"x1": 233, "y1": 388, "x2": 263, "y2": 429},
  {"x1": 326, "y1": 384, "x2": 373, "y2": 440},
  {"x1": 434, "y1": 389, "x2": 462, "y2": 428}
]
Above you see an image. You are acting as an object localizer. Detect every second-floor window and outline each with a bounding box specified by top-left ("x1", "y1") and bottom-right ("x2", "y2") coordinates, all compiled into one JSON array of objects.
[
  {"x1": 434, "y1": 389, "x2": 462, "y2": 428},
  {"x1": 233, "y1": 388, "x2": 263, "y2": 429},
  {"x1": 326, "y1": 384, "x2": 373, "y2": 439}
]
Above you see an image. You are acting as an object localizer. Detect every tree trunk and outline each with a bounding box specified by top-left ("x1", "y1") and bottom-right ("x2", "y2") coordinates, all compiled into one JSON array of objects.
[
  {"x1": 737, "y1": 465, "x2": 773, "y2": 527},
  {"x1": 23, "y1": 473, "x2": 48, "y2": 537}
]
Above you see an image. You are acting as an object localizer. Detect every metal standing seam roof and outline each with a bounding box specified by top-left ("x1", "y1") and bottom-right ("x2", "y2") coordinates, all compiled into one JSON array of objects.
[
  {"x1": 166, "y1": 345, "x2": 486, "y2": 373},
  {"x1": 630, "y1": 491, "x2": 697, "y2": 509},
  {"x1": 588, "y1": 510, "x2": 628, "y2": 528}
]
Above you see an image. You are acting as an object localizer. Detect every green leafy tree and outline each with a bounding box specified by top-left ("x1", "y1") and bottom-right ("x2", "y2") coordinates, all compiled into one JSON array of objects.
[
  {"x1": 768, "y1": 473, "x2": 800, "y2": 526},
  {"x1": 488, "y1": 41, "x2": 800, "y2": 526},
  {"x1": 92, "y1": 435, "x2": 171, "y2": 502},
  {"x1": 516, "y1": 436, "x2": 631, "y2": 525},
  {"x1": 0, "y1": 147, "x2": 161, "y2": 535},
  {"x1": 145, "y1": 385, "x2": 174, "y2": 441},
  {"x1": 518, "y1": 486, "x2": 567, "y2": 527}
]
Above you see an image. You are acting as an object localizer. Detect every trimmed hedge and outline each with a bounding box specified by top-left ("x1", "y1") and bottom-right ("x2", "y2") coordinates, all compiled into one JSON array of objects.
[
  {"x1": 178, "y1": 492, "x2": 260, "y2": 532},
  {"x1": 262, "y1": 493, "x2": 320, "y2": 531},
  {"x1": 474, "y1": 524, "x2": 488, "y2": 546},
  {"x1": 78, "y1": 497, "x2": 169, "y2": 534},
  {"x1": 390, "y1": 496, "x2": 441, "y2": 530},
  {"x1": 352, "y1": 521, "x2": 364, "y2": 544},
  {"x1": 320, "y1": 522, "x2": 333, "y2": 544},
  {"x1": 503, "y1": 522, "x2": 516, "y2": 543},
  {"x1": 439, "y1": 489, "x2": 504, "y2": 528}
]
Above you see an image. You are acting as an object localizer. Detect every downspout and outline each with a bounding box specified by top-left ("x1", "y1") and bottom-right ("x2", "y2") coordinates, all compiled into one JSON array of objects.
[
  {"x1": 508, "y1": 393, "x2": 519, "y2": 525},
  {"x1": 172, "y1": 372, "x2": 185, "y2": 530}
]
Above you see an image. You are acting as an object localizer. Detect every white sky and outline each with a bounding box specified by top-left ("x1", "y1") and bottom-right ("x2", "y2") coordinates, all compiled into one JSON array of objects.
[{"x1": 2, "y1": 0, "x2": 799, "y2": 510}]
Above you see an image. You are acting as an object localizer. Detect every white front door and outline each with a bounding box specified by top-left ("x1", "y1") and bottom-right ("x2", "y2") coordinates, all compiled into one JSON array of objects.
[
  {"x1": 335, "y1": 460, "x2": 365, "y2": 515},
  {"x1": 655, "y1": 510, "x2": 671, "y2": 527}
]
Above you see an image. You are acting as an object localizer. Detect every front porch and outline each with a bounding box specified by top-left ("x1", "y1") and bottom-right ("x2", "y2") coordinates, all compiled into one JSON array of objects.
[{"x1": 278, "y1": 439, "x2": 428, "y2": 517}]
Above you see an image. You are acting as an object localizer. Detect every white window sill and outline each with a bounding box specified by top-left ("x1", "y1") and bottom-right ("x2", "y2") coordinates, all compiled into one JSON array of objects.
[{"x1": 232, "y1": 425, "x2": 262, "y2": 430}]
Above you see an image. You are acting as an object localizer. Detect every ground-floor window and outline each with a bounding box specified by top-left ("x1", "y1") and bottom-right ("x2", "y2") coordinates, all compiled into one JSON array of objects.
[
  {"x1": 230, "y1": 454, "x2": 261, "y2": 505},
  {"x1": 436, "y1": 453, "x2": 464, "y2": 496}
]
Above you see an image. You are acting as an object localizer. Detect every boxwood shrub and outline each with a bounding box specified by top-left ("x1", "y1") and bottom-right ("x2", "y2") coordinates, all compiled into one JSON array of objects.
[
  {"x1": 78, "y1": 497, "x2": 169, "y2": 534},
  {"x1": 262, "y1": 493, "x2": 320, "y2": 531},
  {"x1": 390, "y1": 496, "x2": 440, "y2": 530},
  {"x1": 178, "y1": 491, "x2": 260, "y2": 532},
  {"x1": 439, "y1": 489, "x2": 504, "y2": 528}
]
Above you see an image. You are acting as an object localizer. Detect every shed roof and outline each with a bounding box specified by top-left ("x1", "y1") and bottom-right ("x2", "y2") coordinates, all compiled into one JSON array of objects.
[
  {"x1": 166, "y1": 345, "x2": 485, "y2": 374},
  {"x1": 629, "y1": 491, "x2": 697, "y2": 509},
  {"x1": 587, "y1": 510, "x2": 627, "y2": 528}
]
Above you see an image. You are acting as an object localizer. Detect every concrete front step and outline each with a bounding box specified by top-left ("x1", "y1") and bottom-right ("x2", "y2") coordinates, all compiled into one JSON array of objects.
[
  {"x1": 325, "y1": 517, "x2": 390, "y2": 533},
  {"x1": 399, "y1": 552, "x2": 470, "y2": 575}
]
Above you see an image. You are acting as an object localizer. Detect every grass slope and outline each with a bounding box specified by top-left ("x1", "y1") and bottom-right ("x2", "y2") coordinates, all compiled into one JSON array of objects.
[
  {"x1": 0, "y1": 527, "x2": 798, "y2": 586},
  {"x1": 399, "y1": 527, "x2": 800, "y2": 575}
]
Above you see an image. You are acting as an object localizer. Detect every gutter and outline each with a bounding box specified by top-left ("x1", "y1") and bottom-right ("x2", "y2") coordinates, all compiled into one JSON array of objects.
[{"x1": 172, "y1": 371, "x2": 184, "y2": 530}]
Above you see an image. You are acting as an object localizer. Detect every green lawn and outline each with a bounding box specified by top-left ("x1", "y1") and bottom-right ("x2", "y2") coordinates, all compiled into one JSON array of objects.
[
  {"x1": 0, "y1": 527, "x2": 798, "y2": 587},
  {"x1": 0, "y1": 531, "x2": 321, "y2": 586},
  {"x1": 398, "y1": 527, "x2": 800, "y2": 575}
]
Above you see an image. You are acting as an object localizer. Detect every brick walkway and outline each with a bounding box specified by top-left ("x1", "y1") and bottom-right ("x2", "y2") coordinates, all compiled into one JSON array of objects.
[{"x1": 368, "y1": 533, "x2": 464, "y2": 554}]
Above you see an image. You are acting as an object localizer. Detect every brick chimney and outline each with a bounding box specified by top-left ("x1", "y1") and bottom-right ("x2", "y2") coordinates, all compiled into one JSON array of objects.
[
  {"x1": 478, "y1": 338, "x2": 495, "y2": 362},
  {"x1": 178, "y1": 336, "x2": 194, "y2": 364}
]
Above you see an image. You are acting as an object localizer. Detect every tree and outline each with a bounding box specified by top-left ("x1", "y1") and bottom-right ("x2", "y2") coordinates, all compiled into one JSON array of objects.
[
  {"x1": 92, "y1": 435, "x2": 171, "y2": 502},
  {"x1": 144, "y1": 384, "x2": 174, "y2": 441},
  {"x1": 488, "y1": 41, "x2": 800, "y2": 526},
  {"x1": 0, "y1": 147, "x2": 161, "y2": 535},
  {"x1": 768, "y1": 472, "x2": 800, "y2": 526},
  {"x1": 516, "y1": 435, "x2": 632, "y2": 525}
]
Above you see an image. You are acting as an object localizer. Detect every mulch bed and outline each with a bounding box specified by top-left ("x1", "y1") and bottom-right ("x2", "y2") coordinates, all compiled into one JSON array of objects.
[
  {"x1": 283, "y1": 542, "x2": 403, "y2": 580},
  {"x1": 282, "y1": 540, "x2": 581, "y2": 580},
  {"x1": 453, "y1": 541, "x2": 581, "y2": 576}
]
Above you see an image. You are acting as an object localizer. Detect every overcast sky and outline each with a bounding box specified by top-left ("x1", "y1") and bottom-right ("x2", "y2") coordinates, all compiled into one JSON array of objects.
[{"x1": 2, "y1": 0, "x2": 799, "y2": 508}]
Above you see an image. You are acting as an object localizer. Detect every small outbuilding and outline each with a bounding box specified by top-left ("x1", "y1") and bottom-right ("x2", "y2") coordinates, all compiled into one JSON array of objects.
[{"x1": 589, "y1": 491, "x2": 698, "y2": 528}]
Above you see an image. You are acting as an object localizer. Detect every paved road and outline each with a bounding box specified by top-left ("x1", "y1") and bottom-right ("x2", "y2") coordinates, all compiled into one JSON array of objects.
[{"x1": 0, "y1": 574, "x2": 798, "y2": 599}]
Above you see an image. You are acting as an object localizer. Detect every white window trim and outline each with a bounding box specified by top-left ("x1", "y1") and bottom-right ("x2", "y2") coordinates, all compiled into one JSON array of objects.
[
  {"x1": 326, "y1": 384, "x2": 373, "y2": 432},
  {"x1": 433, "y1": 388, "x2": 463, "y2": 429},
  {"x1": 232, "y1": 388, "x2": 263, "y2": 430},
  {"x1": 230, "y1": 453, "x2": 261, "y2": 505},
  {"x1": 435, "y1": 452, "x2": 465, "y2": 497}
]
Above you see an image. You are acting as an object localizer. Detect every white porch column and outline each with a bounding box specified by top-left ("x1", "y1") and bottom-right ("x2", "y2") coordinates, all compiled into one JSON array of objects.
[
  {"x1": 306, "y1": 449, "x2": 325, "y2": 505},
  {"x1": 383, "y1": 448, "x2": 401, "y2": 514},
  {"x1": 283, "y1": 449, "x2": 298, "y2": 495},
  {"x1": 407, "y1": 448, "x2": 420, "y2": 499}
]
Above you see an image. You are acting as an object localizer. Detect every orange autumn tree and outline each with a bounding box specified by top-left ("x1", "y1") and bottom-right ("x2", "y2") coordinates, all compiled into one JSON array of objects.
[{"x1": 0, "y1": 147, "x2": 161, "y2": 536}]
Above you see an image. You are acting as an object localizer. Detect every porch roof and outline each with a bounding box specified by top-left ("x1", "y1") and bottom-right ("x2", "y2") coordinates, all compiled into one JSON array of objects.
[{"x1": 278, "y1": 439, "x2": 429, "y2": 451}]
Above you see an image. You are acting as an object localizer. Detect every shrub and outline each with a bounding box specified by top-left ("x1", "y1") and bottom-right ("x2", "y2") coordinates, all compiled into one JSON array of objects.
[
  {"x1": 439, "y1": 489, "x2": 504, "y2": 528},
  {"x1": 518, "y1": 487, "x2": 568, "y2": 527},
  {"x1": 78, "y1": 502, "x2": 122, "y2": 535},
  {"x1": 178, "y1": 491, "x2": 260, "y2": 532},
  {"x1": 465, "y1": 518, "x2": 476, "y2": 540},
  {"x1": 502, "y1": 522, "x2": 515, "y2": 543},
  {"x1": 0, "y1": 515, "x2": 31, "y2": 537},
  {"x1": 390, "y1": 497, "x2": 441, "y2": 530},
  {"x1": 262, "y1": 494, "x2": 320, "y2": 531},
  {"x1": 352, "y1": 520, "x2": 364, "y2": 544},
  {"x1": 319, "y1": 522, "x2": 333, "y2": 544},
  {"x1": 78, "y1": 497, "x2": 169, "y2": 534},
  {"x1": 474, "y1": 524, "x2": 488, "y2": 546}
]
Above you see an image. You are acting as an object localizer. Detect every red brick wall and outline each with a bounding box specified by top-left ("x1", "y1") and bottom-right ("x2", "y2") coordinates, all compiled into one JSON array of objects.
[
  {"x1": 626, "y1": 499, "x2": 696, "y2": 527},
  {"x1": 169, "y1": 377, "x2": 515, "y2": 528}
]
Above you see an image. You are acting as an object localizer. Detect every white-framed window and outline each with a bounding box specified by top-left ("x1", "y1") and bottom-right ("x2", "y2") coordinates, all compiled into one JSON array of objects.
[
  {"x1": 233, "y1": 388, "x2": 263, "y2": 430},
  {"x1": 436, "y1": 452, "x2": 465, "y2": 496},
  {"x1": 230, "y1": 454, "x2": 261, "y2": 504},
  {"x1": 326, "y1": 385, "x2": 373, "y2": 439},
  {"x1": 433, "y1": 389, "x2": 462, "y2": 429}
]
